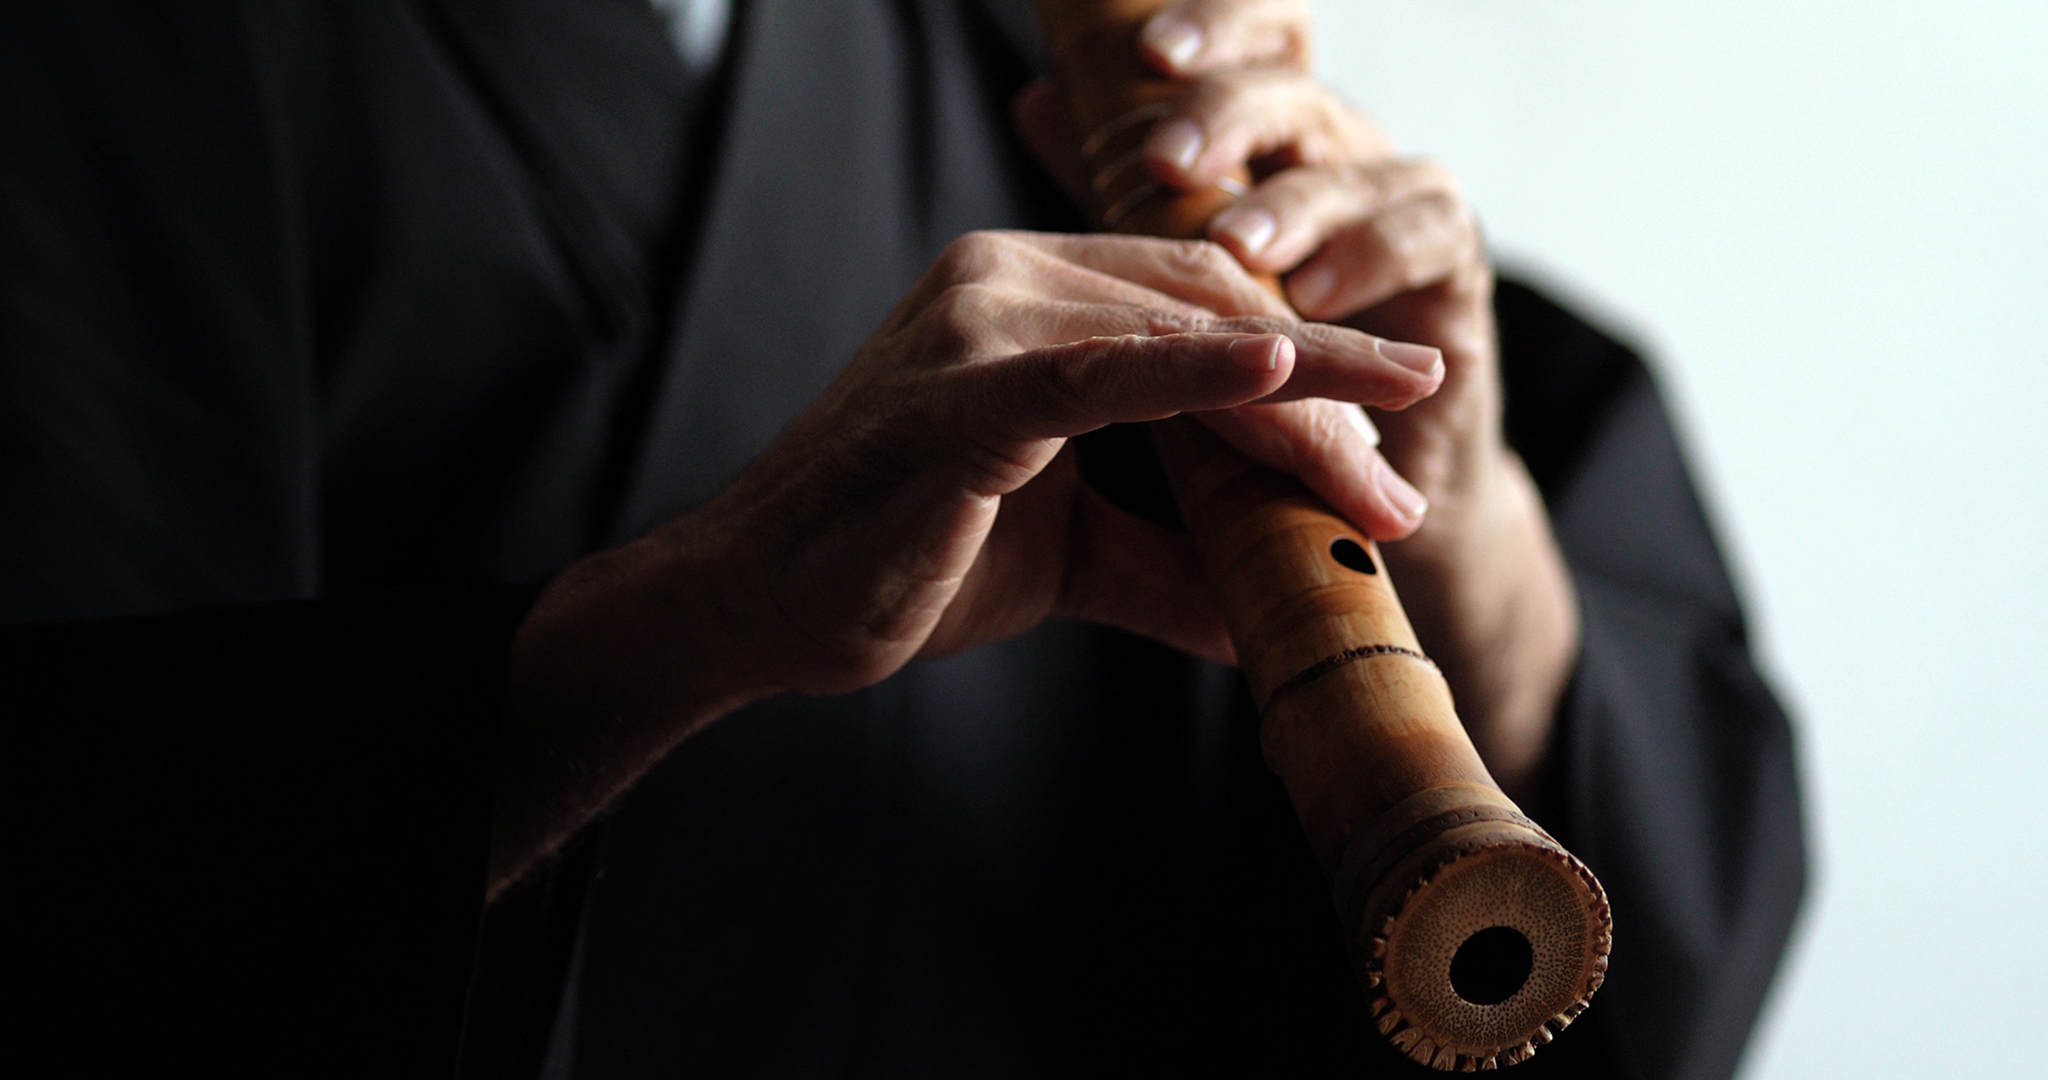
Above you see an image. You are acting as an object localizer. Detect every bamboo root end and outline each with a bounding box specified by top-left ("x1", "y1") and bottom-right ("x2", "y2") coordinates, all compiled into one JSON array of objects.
[{"x1": 1345, "y1": 811, "x2": 1611, "y2": 1070}]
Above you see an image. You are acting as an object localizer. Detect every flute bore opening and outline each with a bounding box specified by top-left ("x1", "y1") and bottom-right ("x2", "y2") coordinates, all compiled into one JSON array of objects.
[{"x1": 1449, "y1": 925, "x2": 1533, "y2": 1006}]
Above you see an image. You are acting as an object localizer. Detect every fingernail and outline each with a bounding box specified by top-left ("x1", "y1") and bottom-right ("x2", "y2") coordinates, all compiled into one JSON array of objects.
[
  {"x1": 1377, "y1": 457, "x2": 1429, "y2": 523},
  {"x1": 1213, "y1": 205, "x2": 1277, "y2": 255},
  {"x1": 1143, "y1": 15, "x2": 1206, "y2": 71},
  {"x1": 1375, "y1": 339, "x2": 1443, "y2": 375},
  {"x1": 1345, "y1": 404, "x2": 1381, "y2": 447},
  {"x1": 1148, "y1": 117, "x2": 1204, "y2": 173},
  {"x1": 1228, "y1": 334, "x2": 1291, "y2": 372},
  {"x1": 1289, "y1": 265, "x2": 1337, "y2": 312}
]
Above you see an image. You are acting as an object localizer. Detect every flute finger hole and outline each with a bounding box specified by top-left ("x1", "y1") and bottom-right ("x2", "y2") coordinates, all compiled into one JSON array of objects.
[{"x1": 1329, "y1": 536, "x2": 1376, "y2": 575}]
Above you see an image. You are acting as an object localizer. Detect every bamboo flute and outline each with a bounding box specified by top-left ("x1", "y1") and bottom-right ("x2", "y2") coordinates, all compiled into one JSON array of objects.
[{"x1": 1032, "y1": 1, "x2": 1612, "y2": 1068}]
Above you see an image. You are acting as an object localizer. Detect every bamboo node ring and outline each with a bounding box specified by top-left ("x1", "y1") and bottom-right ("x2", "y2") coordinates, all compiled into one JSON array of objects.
[{"x1": 1263, "y1": 643, "x2": 1436, "y2": 713}]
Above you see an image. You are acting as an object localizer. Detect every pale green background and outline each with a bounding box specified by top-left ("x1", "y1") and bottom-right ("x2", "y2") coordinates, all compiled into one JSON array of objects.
[{"x1": 1307, "y1": 2, "x2": 2048, "y2": 1075}]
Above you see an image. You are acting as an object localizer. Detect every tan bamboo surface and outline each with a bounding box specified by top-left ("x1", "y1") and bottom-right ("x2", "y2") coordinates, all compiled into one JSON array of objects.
[{"x1": 1033, "y1": 1, "x2": 1611, "y2": 1068}]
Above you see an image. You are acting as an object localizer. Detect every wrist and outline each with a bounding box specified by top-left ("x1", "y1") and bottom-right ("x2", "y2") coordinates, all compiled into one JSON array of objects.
[
  {"x1": 518, "y1": 524, "x2": 783, "y2": 724},
  {"x1": 491, "y1": 525, "x2": 779, "y2": 894}
]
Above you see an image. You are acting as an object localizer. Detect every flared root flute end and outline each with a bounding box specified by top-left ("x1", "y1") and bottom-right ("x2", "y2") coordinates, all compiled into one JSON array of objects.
[{"x1": 1342, "y1": 793, "x2": 1611, "y2": 1070}]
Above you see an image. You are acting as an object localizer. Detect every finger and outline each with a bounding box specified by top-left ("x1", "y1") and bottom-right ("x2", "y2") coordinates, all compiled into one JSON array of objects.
[
  {"x1": 1011, "y1": 79, "x2": 1089, "y2": 205},
  {"x1": 1343, "y1": 264, "x2": 1497, "y2": 372},
  {"x1": 916, "y1": 246, "x2": 1440, "y2": 404},
  {"x1": 1198, "y1": 399, "x2": 1430, "y2": 540},
  {"x1": 999, "y1": 231, "x2": 1291, "y2": 320},
  {"x1": 967, "y1": 317, "x2": 1442, "y2": 442},
  {"x1": 1207, "y1": 158, "x2": 1462, "y2": 275},
  {"x1": 1142, "y1": 69, "x2": 1391, "y2": 190},
  {"x1": 914, "y1": 235, "x2": 1220, "y2": 350},
  {"x1": 917, "y1": 234, "x2": 1440, "y2": 409},
  {"x1": 935, "y1": 276, "x2": 1440, "y2": 409},
  {"x1": 1140, "y1": 0, "x2": 1313, "y2": 77},
  {"x1": 969, "y1": 332, "x2": 1296, "y2": 445},
  {"x1": 1194, "y1": 316, "x2": 1443, "y2": 406},
  {"x1": 1282, "y1": 193, "x2": 1482, "y2": 322},
  {"x1": 1060, "y1": 483, "x2": 1235, "y2": 664}
]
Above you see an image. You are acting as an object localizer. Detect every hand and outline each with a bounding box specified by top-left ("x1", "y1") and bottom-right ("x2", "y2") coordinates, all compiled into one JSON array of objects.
[
  {"x1": 1015, "y1": 1, "x2": 1581, "y2": 807},
  {"x1": 643, "y1": 230, "x2": 1441, "y2": 688},
  {"x1": 491, "y1": 229, "x2": 1444, "y2": 895}
]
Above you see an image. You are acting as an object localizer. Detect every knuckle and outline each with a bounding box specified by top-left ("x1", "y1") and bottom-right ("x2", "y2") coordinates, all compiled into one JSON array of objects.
[
  {"x1": 932, "y1": 235, "x2": 988, "y2": 283},
  {"x1": 1450, "y1": 256, "x2": 1496, "y2": 303},
  {"x1": 1449, "y1": 199, "x2": 1483, "y2": 247},
  {"x1": 1335, "y1": 162, "x2": 1387, "y2": 209},
  {"x1": 1284, "y1": 29, "x2": 1312, "y2": 67},
  {"x1": 1367, "y1": 197, "x2": 1465, "y2": 287},
  {"x1": 932, "y1": 280, "x2": 994, "y2": 318},
  {"x1": 1163, "y1": 236, "x2": 1236, "y2": 278},
  {"x1": 1406, "y1": 157, "x2": 1463, "y2": 198},
  {"x1": 934, "y1": 230, "x2": 1020, "y2": 283},
  {"x1": 1353, "y1": 213, "x2": 1399, "y2": 260},
  {"x1": 1416, "y1": 191, "x2": 1477, "y2": 252},
  {"x1": 1140, "y1": 302, "x2": 1204, "y2": 336},
  {"x1": 927, "y1": 282, "x2": 1001, "y2": 353},
  {"x1": 1082, "y1": 331, "x2": 1165, "y2": 403},
  {"x1": 1271, "y1": 404, "x2": 1333, "y2": 472}
]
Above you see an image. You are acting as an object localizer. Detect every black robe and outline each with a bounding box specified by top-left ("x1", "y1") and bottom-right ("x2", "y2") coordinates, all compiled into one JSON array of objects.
[{"x1": 1, "y1": 2, "x2": 1804, "y2": 1077}]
